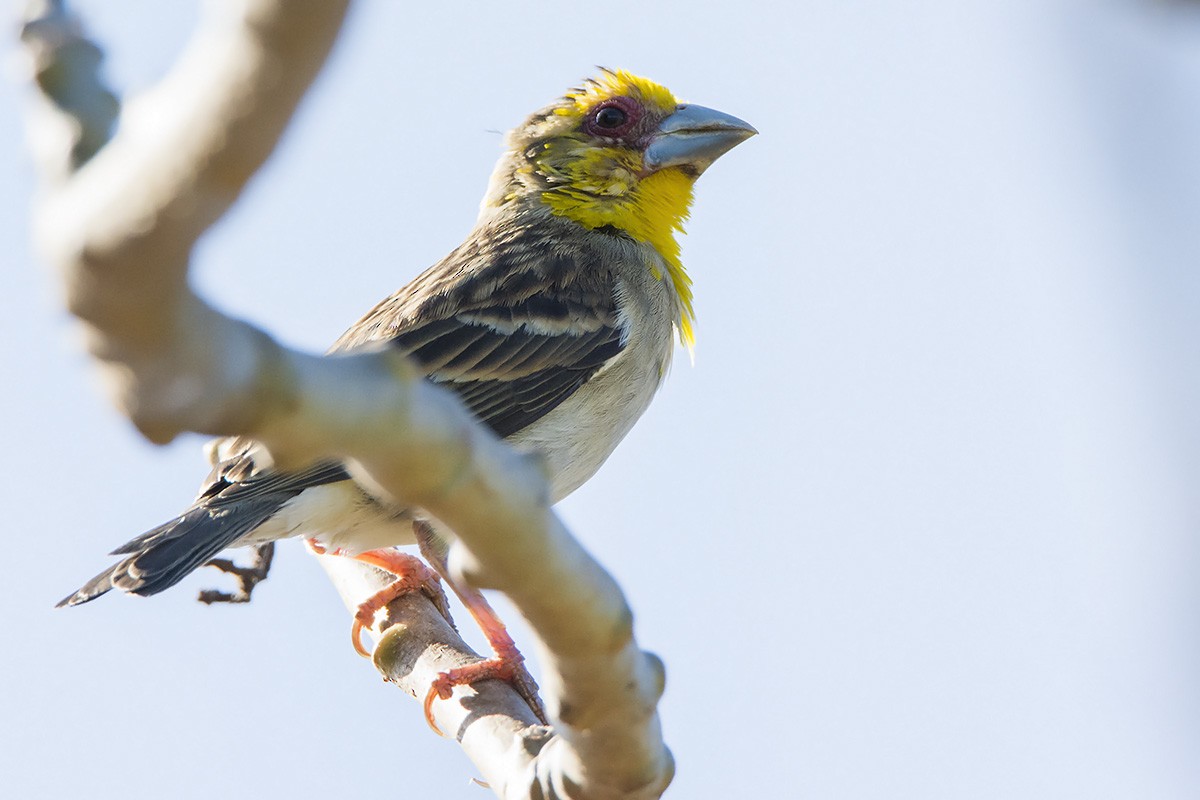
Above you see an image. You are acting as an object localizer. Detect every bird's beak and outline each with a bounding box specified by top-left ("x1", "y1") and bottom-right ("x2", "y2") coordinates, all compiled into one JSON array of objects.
[{"x1": 643, "y1": 104, "x2": 757, "y2": 177}]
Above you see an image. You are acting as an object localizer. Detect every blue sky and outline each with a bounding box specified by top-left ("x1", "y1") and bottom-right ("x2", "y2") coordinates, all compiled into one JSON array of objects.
[{"x1": 2, "y1": 2, "x2": 1198, "y2": 798}]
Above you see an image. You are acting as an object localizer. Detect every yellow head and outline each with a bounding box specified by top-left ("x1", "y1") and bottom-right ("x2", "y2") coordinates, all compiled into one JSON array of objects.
[{"x1": 488, "y1": 70, "x2": 756, "y2": 347}]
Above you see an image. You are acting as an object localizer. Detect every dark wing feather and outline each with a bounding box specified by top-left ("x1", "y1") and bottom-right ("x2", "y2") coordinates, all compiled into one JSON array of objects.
[{"x1": 331, "y1": 218, "x2": 627, "y2": 438}]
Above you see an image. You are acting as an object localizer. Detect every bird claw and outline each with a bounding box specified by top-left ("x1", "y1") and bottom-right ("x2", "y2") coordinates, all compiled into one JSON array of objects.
[
  {"x1": 422, "y1": 654, "x2": 545, "y2": 736},
  {"x1": 424, "y1": 679, "x2": 453, "y2": 737},
  {"x1": 308, "y1": 541, "x2": 449, "y2": 659},
  {"x1": 354, "y1": 566, "x2": 447, "y2": 658},
  {"x1": 350, "y1": 618, "x2": 371, "y2": 658}
]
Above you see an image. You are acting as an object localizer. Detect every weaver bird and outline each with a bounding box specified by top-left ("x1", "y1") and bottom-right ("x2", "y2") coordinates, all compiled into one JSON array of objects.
[{"x1": 58, "y1": 69, "x2": 755, "y2": 721}]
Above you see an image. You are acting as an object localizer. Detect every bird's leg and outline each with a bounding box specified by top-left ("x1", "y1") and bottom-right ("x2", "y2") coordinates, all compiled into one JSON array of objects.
[
  {"x1": 305, "y1": 540, "x2": 452, "y2": 657},
  {"x1": 198, "y1": 542, "x2": 275, "y2": 604},
  {"x1": 415, "y1": 521, "x2": 547, "y2": 731}
]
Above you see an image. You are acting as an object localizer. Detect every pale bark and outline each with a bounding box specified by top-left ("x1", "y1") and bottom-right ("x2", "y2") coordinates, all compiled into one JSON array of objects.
[{"x1": 20, "y1": 1, "x2": 672, "y2": 797}]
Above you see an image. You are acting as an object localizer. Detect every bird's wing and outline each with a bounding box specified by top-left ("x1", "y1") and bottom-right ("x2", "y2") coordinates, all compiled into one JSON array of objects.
[{"x1": 331, "y1": 221, "x2": 626, "y2": 437}]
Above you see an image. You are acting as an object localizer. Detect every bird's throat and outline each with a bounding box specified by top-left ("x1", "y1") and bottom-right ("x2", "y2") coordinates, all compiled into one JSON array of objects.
[{"x1": 541, "y1": 168, "x2": 697, "y2": 347}]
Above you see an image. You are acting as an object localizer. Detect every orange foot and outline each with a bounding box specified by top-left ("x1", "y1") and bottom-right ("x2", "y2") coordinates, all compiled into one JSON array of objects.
[
  {"x1": 424, "y1": 653, "x2": 528, "y2": 735},
  {"x1": 413, "y1": 523, "x2": 546, "y2": 733},
  {"x1": 418, "y1": 596, "x2": 543, "y2": 735},
  {"x1": 306, "y1": 540, "x2": 450, "y2": 657}
]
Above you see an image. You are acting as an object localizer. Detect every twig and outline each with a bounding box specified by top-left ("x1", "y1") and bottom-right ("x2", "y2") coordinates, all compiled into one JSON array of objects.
[{"x1": 197, "y1": 542, "x2": 275, "y2": 604}]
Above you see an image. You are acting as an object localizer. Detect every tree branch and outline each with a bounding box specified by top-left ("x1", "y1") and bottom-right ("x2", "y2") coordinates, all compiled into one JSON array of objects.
[
  {"x1": 22, "y1": 1, "x2": 672, "y2": 797},
  {"x1": 198, "y1": 542, "x2": 275, "y2": 604}
]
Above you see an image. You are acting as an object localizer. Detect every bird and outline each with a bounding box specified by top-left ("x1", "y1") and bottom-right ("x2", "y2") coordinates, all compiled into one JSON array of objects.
[{"x1": 57, "y1": 69, "x2": 755, "y2": 720}]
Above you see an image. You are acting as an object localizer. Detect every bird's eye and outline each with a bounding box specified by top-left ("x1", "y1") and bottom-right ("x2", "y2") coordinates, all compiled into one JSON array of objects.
[
  {"x1": 594, "y1": 106, "x2": 628, "y2": 129},
  {"x1": 582, "y1": 98, "x2": 640, "y2": 137}
]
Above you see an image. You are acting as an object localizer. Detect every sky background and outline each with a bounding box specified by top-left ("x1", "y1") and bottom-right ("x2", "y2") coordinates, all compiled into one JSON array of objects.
[{"x1": 2, "y1": 1, "x2": 1199, "y2": 798}]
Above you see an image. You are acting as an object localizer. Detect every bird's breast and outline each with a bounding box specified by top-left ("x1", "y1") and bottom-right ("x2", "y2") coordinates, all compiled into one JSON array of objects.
[{"x1": 509, "y1": 246, "x2": 678, "y2": 502}]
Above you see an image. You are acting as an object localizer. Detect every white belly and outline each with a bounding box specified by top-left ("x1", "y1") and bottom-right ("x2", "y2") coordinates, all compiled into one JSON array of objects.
[
  {"x1": 510, "y1": 323, "x2": 673, "y2": 501},
  {"x1": 247, "y1": 481, "x2": 416, "y2": 554}
]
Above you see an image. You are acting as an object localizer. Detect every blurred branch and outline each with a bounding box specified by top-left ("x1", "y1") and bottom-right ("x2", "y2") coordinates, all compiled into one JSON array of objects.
[
  {"x1": 20, "y1": 1, "x2": 671, "y2": 797},
  {"x1": 20, "y1": 0, "x2": 117, "y2": 175}
]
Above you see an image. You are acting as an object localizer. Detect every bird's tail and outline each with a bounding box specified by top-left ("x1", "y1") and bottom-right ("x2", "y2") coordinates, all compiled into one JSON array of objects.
[{"x1": 56, "y1": 499, "x2": 286, "y2": 608}]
